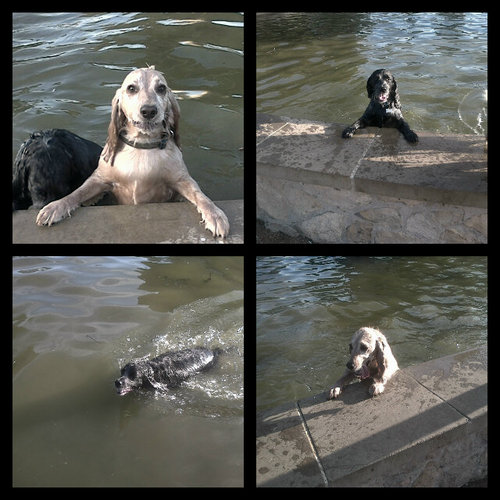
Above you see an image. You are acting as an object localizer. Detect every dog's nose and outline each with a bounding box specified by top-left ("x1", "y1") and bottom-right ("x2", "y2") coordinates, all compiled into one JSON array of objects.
[{"x1": 140, "y1": 105, "x2": 157, "y2": 120}]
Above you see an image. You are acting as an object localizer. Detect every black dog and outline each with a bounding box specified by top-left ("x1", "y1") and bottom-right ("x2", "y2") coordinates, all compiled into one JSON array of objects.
[
  {"x1": 12, "y1": 129, "x2": 102, "y2": 210},
  {"x1": 115, "y1": 347, "x2": 221, "y2": 396},
  {"x1": 342, "y1": 69, "x2": 418, "y2": 143}
]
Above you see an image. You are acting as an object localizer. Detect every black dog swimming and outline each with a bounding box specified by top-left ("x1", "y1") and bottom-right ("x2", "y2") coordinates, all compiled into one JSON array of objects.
[
  {"x1": 12, "y1": 129, "x2": 102, "y2": 210},
  {"x1": 115, "y1": 347, "x2": 221, "y2": 396}
]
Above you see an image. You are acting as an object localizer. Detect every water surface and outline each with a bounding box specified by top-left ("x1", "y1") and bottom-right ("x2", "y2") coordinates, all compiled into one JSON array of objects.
[
  {"x1": 13, "y1": 12, "x2": 243, "y2": 201},
  {"x1": 256, "y1": 256, "x2": 487, "y2": 411},
  {"x1": 13, "y1": 256, "x2": 244, "y2": 486},
  {"x1": 257, "y1": 12, "x2": 487, "y2": 136}
]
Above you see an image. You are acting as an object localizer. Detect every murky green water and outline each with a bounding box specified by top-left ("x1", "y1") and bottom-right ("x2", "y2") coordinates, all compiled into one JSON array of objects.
[
  {"x1": 257, "y1": 12, "x2": 487, "y2": 136},
  {"x1": 13, "y1": 12, "x2": 243, "y2": 201},
  {"x1": 13, "y1": 256, "x2": 243, "y2": 486},
  {"x1": 257, "y1": 256, "x2": 487, "y2": 411}
]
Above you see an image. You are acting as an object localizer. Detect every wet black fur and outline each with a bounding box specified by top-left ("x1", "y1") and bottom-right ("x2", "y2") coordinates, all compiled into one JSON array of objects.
[{"x1": 114, "y1": 347, "x2": 221, "y2": 396}]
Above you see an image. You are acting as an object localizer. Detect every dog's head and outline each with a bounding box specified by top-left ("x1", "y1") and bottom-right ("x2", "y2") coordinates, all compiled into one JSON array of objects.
[
  {"x1": 114, "y1": 362, "x2": 143, "y2": 396},
  {"x1": 102, "y1": 66, "x2": 181, "y2": 165},
  {"x1": 366, "y1": 69, "x2": 400, "y2": 108},
  {"x1": 346, "y1": 327, "x2": 387, "y2": 379}
]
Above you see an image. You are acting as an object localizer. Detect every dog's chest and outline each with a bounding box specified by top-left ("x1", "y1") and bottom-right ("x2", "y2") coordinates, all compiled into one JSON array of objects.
[
  {"x1": 381, "y1": 106, "x2": 400, "y2": 125},
  {"x1": 110, "y1": 147, "x2": 183, "y2": 203}
]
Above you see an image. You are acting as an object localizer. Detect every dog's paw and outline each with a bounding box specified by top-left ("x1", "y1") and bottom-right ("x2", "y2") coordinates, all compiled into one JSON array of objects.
[
  {"x1": 329, "y1": 386, "x2": 342, "y2": 399},
  {"x1": 200, "y1": 204, "x2": 230, "y2": 238},
  {"x1": 369, "y1": 382, "x2": 385, "y2": 397},
  {"x1": 36, "y1": 199, "x2": 74, "y2": 226},
  {"x1": 342, "y1": 127, "x2": 355, "y2": 139},
  {"x1": 405, "y1": 130, "x2": 419, "y2": 143}
]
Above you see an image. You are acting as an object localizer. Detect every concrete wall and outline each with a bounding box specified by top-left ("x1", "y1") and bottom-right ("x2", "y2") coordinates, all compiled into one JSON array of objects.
[
  {"x1": 257, "y1": 347, "x2": 487, "y2": 487},
  {"x1": 13, "y1": 200, "x2": 243, "y2": 244},
  {"x1": 257, "y1": 114, "x2": 487, "y2": 243}
]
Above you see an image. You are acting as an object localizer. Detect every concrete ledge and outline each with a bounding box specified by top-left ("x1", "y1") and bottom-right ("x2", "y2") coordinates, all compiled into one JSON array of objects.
[
  {"x1": 257, "y1": 347, "x2": 487, "y2": 487},
  {"x1": 257, "y1": 114, "x2": 487, "y2": 243},
  {"x1": 257, "y1": 113, "x2": 486, "y2": 208},
  {"x1": 13, "y1": 200, "x2": 243, "y2": 244}
]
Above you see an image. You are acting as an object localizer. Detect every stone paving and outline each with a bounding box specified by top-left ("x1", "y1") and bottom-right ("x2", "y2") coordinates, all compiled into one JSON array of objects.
[{"x1": 257, "y1": 347, "x2": 487, "y2": 487}]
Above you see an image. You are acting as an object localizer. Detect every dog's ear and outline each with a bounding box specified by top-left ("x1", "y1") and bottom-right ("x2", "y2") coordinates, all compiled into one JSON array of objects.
[
  {"x1": 166, "y1": 90, "x2": 181, "y2": 149},
  {"x1": 102, "y1": 89, "x2": 126, "y2": 166},
  {"x1": 366, "y1": 75, "x2": 375, "y2": 99},
  {"x1": 391, "y1": 77, "x2": 402, "y2": 109},
  {"x1": 374, "y1": 339, "x2": 387, "y2": 376}
]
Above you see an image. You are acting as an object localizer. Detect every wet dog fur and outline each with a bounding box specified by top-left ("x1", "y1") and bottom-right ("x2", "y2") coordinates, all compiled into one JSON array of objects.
[{"x1": 115, "y1": 347, "x2": 220, "y2": 396}]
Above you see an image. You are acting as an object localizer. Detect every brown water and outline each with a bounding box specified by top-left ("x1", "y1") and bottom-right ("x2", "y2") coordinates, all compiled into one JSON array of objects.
[
  {"x1": 257, "y1": 12, "x2": 487, "y2": 136},
  {"x1": 13, "y1": 12, "x2": 243, "y2": 201},
  {"x1": 257, "y1": 256, "x2": 487, "y2": 412},
  {"x1": 13, "y1": 256, "x2": 244, "y2": 486}
]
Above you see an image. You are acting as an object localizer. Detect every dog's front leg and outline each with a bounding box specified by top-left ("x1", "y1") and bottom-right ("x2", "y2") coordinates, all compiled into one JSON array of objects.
[
  {"x1": 174, "y1": 177, "x2": 230, "y2": 238},
  {"x1": 329, "y1": 369, "x2": 355, "y2": 399},
  {"x1": 36, "y1": 175, "x2": 110, "y2": 226}
]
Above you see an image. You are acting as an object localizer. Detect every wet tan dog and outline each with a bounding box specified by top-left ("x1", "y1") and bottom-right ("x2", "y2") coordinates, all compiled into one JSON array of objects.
[
  {"x1": 36, "y1": 66, "x2": 229, "y2": 238},
  {"x1": 329, "y1": 327, "x2": 399, "y2": 398}
]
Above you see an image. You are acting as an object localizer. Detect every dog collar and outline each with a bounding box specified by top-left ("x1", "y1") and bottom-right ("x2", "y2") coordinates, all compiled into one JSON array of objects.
[{"x1": 119, "y1": 131, "x2": 170, "y2": 150}]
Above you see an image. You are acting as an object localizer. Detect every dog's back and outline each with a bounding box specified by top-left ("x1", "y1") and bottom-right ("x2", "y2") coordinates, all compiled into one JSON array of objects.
[
  {"x1": 115, "y1": 347, "x2": 221, "y2": 395},
  {"x1": 151, "y1": 347, "x2": 221, "y2": 386},
  {"x1": 13, "y1": 129, "x2": 102, "y2": 210}
]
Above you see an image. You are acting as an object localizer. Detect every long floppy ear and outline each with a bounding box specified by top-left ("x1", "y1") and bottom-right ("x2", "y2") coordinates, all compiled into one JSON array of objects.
[
  {"x1": 102, "y1": 89, "x2": 125, "y2": 166},
  {"x1": 366, "y1": 78, "x2": 373, "y2": 99},
  {"x1": 366, "y1": 75, "x2": 375, "y2": 99},
  {"x1": 374, "y1": 338, "x2": 388, "y2": 378},
  {"x1": 166, "y1": 89, "x2": 181, "y2": 149},
  {"x1": 391, "y1": 77, "x2": 402, "y2": 109}
]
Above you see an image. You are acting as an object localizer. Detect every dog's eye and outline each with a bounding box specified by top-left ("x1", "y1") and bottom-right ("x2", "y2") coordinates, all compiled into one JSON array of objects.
[
  {"x1": 156, "y1": 84, "x2": 167, "y2": 95},
  {"x1": 127, "y1": 84, "x2": 137, "y2": 94},
  {"x1": 360, "y1": 344, "x2": 368, "y2": 353}
]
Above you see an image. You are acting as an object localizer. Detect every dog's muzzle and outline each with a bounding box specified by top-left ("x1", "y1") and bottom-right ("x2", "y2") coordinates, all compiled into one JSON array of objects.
[
  {"x1": 354, "y1": 364, "x2": 371, "y2": 379},
  {"x1": 114, "y1": 378, "x2": 132, "y2": 396}
]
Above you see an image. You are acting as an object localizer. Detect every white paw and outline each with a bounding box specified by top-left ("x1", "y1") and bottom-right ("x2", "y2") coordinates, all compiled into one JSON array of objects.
[
  {"x1": 36, "y1": 199, "x2": 74, "y2": 226},
  {"x1": 200, "y1": 204, "x2": 229, "y2": 238},
  {"x1": 369, "y1": 382, "x2": 385, "y2": 397},
  {"x1": 329, "y1": 386, "x2": 342, "y2": 399}
]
